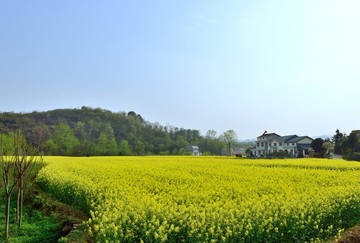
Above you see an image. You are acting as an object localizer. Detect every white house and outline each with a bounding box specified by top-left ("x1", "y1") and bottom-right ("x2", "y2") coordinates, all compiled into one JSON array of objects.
[
  {"x1": 251, "y1": 131, "x2": 313, "y2": 157},
  {"x1": 186, "y1": 145, "x2": 200, "y2": 156}
]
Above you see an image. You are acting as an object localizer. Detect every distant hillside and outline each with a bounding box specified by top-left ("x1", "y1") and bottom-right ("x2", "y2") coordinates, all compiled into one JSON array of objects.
[{"x1": 0, "y1": 107, "x2": 223, "y2": 156}]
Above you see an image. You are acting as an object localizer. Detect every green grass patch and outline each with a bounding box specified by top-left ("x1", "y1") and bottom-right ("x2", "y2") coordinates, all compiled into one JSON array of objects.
[
  {"x1": 0, "y1": 162, "x2": 90, "y2": 242},
  {"x1": 0, "y1": 194, "x2": 59, "y2": 242},
  {"x1": 0, "y1": 187, "x2": 90, "y2": 242}
]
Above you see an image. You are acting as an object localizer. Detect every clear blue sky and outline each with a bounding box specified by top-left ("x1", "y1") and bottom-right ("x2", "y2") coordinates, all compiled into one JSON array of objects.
[{"x1": 1, "y1": 1, "x2": 360, "y2": 139}]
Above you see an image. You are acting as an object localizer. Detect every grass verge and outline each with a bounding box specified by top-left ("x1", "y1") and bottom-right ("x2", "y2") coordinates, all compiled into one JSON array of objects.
[{"x1": 0, "y1": 185, "x2": 91, "y2": 242}]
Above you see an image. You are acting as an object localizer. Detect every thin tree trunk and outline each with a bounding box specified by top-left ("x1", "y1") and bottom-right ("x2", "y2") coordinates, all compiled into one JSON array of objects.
[
  {"x1": 16, "y1": 161, "x2": 21, "y2": 227},
  {"x1": 2, "y1": 160, "x2": 17, "y2": 239},
  {"x1": 16, "y1": 169, "x2": 20, "y2": 226},
  {"x1": 17, "y1": 185, "x2": 20, "y2": 226},
  {"x1": 5, "y1": 190, "x2": 10, "y2": 239},
  {"x1": 2, "y1": 164, "x2": 10, "y2": 239},
  {"x1": 17, "y1": 174, "x2": 24, "y2": 228}
]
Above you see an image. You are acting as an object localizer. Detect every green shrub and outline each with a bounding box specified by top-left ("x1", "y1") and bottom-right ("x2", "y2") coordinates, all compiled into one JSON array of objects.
[{"x1": 343, "y1": 152, "x2": 360, "y2": 162}]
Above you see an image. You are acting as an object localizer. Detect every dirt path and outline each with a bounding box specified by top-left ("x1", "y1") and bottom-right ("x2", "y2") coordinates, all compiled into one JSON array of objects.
[{"x1": 334, "y1": 225, "x2": 360, "y2": 243}]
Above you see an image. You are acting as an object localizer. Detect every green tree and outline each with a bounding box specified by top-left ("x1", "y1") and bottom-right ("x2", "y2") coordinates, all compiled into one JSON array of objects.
[
  {"x1": 1, "y1": 130, "x2": 40, "y2": 238},
  {"x1": 45, "y1": 123, "x2": 79, "y2": 155},
  {"x1": 133, "y1": 140, "x2": 145, "y2": 155},
  {"x1": 206, "y1": 129, "x2": 217, "y2": 139},
  {"x1": 95, "y1": 124, "x2": 118, "y2": 155},
  {"x1": 220, "y1": 130, "x2": 238, "y2": 156},
  {"x1": 0, "y1": 132, "x2": 15, "y2": 239},
  {"x1": 311, "y1": 138, "x2": 325, "y2": 157},
  {"x1": 32, "y1": 124, "x2": 48, "y2": 155},
  {"x1": 332, "y1": 129, "x2": 344, "y2": 155},
  {"x1": 118, "y1": 140, "x2": 132, "y2": 155},
  {"x1": 199, "y1": 130, "x2": 222, "y2": 155},
  {"x1": 343, "y1": 132, "x2": 360, "y2": 152},
  {"x1": 341, "y1": 132, "x2": 360, "y2": 161},
  {"x1": 322, "y1": 140, "x2": 334, "y2": 158},
  {"x1": 172, "y1": 135, "x2": 188, "y2": 154}
]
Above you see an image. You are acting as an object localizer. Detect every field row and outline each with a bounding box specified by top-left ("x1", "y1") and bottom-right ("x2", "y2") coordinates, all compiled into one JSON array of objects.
[{"x1": 36, "y1": 157, "x2": 360, "y2": 242}]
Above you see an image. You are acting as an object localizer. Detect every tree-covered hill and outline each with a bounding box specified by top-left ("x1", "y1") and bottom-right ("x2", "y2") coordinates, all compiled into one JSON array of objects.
[{"x1": 0, "y1": 107, "x2": 223, "y2": 156}]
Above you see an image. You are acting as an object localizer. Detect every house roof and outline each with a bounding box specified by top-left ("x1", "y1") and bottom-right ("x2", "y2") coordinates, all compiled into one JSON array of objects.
[
  {"x1": 277, "y1": 135, "x2": 298, "y2": 143},
  {"x1": 287, "y1": 136, "x2": 313, "y2": 143},
  {"x1": 257, "y1": 132, "x2": 280, "y2": 138}
]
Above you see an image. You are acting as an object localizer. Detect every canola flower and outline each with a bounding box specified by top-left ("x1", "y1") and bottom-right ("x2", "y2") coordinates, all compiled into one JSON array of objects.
[{"x1": 36, "y1": 156, "x2": 360, "y2": 242}]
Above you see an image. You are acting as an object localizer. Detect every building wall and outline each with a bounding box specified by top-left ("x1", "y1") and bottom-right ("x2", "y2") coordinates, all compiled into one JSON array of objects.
[{"x1": 254, "y1": 134, "x2": 312, "y2": 157}]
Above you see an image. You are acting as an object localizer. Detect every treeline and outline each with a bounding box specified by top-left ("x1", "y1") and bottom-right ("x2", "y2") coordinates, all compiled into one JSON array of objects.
[
  {"x1": 332, "y1": 129, "x2": 360, "y2": 161},
  {"x1": 0, "y1": 107, "x2": 227, "y2": 156},
  {"x1": 302, "y1": 130, "x2": 360, "y2": 161}
]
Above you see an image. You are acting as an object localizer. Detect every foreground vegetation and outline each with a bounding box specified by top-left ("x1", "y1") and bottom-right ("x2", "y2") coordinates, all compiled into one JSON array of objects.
[
  {"x1": 0, "y1": 196, "x2": 59, "y2": 242},
  {"x1": 0, "y1": 184, "x2": 90, "y2": 242},
  {"x1": 37, "y1": 156, "x2": 360, "y2": 242}
]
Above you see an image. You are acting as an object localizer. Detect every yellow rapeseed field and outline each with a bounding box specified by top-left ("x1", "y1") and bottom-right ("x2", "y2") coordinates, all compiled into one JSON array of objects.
[{"x1": 36, "y1": 156, "x2": 360, "y2": 242}]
